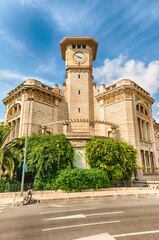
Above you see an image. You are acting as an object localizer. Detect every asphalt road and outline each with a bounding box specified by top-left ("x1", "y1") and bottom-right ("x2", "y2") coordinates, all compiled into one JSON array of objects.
[{"x1": 1, "y1": 196, "x2": 159, "y2": 240}]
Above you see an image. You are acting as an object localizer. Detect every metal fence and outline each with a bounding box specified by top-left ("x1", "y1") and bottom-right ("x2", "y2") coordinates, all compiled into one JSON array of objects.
[{"x1": 0, "y1": 183, "x2": 34, "y2": 193}]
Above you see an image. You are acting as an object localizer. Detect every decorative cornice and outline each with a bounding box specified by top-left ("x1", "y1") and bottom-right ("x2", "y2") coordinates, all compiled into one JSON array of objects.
[{"x1": 3, "y1": 80, "x2": 62, "y2": 104}]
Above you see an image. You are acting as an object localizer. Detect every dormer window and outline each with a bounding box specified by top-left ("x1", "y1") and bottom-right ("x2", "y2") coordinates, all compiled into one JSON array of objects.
[
  {"x1": 77, "y1": 45, "x2": 81, "y2": 49},
  {"x1": 83, "y1": 45, "x2": 86, "y2": 49},
  {"x1": 72, "y1": 44, "x2": 76, "y2": 49}
]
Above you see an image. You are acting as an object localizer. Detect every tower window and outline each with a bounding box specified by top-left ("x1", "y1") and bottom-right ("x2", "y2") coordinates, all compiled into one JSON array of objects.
[
  {"x1": 78, "y1": 90, "x2": 80, "y2": 95},
  {"x1": 140, "y1": 106, "x2": 143, "y2": 113},
  {"x1": 78, "y1": 108, "x2": 80, "y2": 113},
  {"x1": 78, "y1": 74, "x2": 80, "y2": 78},
  {"x1": 136, "y1": 105, "x2": 139, "y2": 111},
  {"x1": 72, "y1": 44, "x2": 76, "y2": 49},
  {"x1": 83, "y1": 45, "x2": 86, "y2": 49},
  {"x1": 77, "y1": 44, "x2": 81, "y2": 49}
]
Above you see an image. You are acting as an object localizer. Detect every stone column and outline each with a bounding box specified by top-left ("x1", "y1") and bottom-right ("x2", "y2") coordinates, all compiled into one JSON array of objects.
[
  {"x1": 111, "y1": 127, "x2": 116, "y2": 139},
  {"x1": 63, "y1": 123, "x2": 68, "y2": 135},
  {"x1": 89, "y1": 123, "x2": 94, "y2": 136},
  {"x1": 99, "y1": 99, "x2": 105, "y2": 136},
  {"x1": 41, "y1": 126, "x2": 46, "y2": 134}
]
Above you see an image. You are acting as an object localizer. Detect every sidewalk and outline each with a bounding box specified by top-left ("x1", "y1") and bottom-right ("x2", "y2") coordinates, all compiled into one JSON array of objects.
[{"x1": 1, "y1": 187, "x2": 159, "y2": 205}]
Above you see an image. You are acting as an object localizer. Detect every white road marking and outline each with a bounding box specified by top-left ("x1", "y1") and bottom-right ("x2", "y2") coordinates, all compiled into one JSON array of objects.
[
  {"x1": 42, "y1": 220, "x2": 120, "y2": 231},
  {"x1": 44, "y1": 214, "x2": 86, "y2": 221},
  {"x1": 43, "y1": 211, "x2": 124, "y2": 221},
  {"x1": 113, "y1": 229, "x2": 159, "y2": 238},
  {"x1": 49, "y1": 204, "x2": 64, "y2": 207},
  {"x1": 74, "y1": 232, "x2": 115, "y2": 240},
  {"x1": 40, "y1": 207, "x2": 96, "y2": 214},
  {"x1": 85, "y1": 211, "x2": 124, "y2": 217},
  {"x1": 0, "y1": 208, "x2": 4, "y2": 210},
  {"x1": 0, "y1": 211, "x2": 2, "y2": 213}
]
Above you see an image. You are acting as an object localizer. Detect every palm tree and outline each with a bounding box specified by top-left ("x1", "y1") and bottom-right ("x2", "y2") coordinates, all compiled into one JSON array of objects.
[{"x1": 0, "y1": 125, "x2": 21, "y2": 179}]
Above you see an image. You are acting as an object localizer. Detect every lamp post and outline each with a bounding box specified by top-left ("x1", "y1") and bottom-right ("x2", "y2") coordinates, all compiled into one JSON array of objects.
[{"x1": 21, "y1": 97, "x2": 34, "y2": 196}]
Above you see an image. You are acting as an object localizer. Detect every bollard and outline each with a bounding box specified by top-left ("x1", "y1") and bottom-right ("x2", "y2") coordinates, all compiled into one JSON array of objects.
[
  {"x1": 65, "y1": 192, "x2": 69, "y2": 202},
  {"x1": 91, "y1": 191, "x2": 94, "y2": 201},
  {"x1": 156, "y1": 189, "x2": 159, "y2": 198},
  {"x1": 114, "y1": 189, "x2": 117, "y2": 199},
  {"x1": 12, "y1": 192, "x2": 16, "y2": 207},
  {"x1": 135, "y1": 188, "x2": 138, "y2": 199}
]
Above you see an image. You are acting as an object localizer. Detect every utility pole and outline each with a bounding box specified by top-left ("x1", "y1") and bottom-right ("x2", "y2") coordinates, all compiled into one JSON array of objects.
[{"x1": 21, "y1": 97, "x2": 34, "y2": 196}]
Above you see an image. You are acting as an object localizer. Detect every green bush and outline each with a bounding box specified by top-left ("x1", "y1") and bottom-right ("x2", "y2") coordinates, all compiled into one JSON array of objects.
[
  {"x1": 85, "y1": 137, "x2": 137, "y2": 182},
  {"x1": 53, "y1": 168, "x2": 111, "y2": 191}
]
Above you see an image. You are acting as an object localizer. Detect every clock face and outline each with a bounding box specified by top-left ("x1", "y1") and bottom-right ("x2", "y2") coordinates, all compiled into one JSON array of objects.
[{"x1": 74, "y1": 52, "x2": 85, "y2": 62}]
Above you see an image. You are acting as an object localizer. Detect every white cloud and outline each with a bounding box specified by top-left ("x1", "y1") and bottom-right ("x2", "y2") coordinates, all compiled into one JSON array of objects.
[
  {"x1": 49, "y1": 1, "x2": 104, "y2": 33},
  {"x1": 94, "y1": 55, "x2": 159, "y2": 95},
  {"x1": 0, "y1": 69, "x2": 53, "y2": 89},
  {"x1": 0, "y1": 29, "x2": 26, "y2": 53},
  {"x1": 0, "y1": 119, "x2": 4, "y2": 122},
  {"x1": 36, "y1": 58, "x2": 60, "y2": 75},
  {"x1": 20, "y1": 0, "x2": 37, "y2": 7}
]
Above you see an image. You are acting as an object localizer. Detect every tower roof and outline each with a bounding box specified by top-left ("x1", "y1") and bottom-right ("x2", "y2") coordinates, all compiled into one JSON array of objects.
[{"x1": 60, "y1": 36, "x2": 98, "y2": 61}]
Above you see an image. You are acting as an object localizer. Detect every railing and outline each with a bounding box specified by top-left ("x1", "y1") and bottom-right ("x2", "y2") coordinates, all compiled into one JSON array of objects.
[{"x1": 0, "y1": 183, "x2": 32, "y2": 193}]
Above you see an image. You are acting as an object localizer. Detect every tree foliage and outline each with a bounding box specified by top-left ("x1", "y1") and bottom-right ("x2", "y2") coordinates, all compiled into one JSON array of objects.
[
  {"x1": 23, "y1": 134, "x2": 74, "y2": 182},
  {"x1": 85, "y1": 137, "x2": 137, "y2": 182},
  {"x1": 0, "y1": 125, "x2": 23, "y2": 179}
]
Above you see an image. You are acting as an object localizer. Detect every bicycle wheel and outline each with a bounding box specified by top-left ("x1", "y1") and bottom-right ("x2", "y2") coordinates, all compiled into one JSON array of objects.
[{"x1": 23, "y1": 195, "x2": 31, "y2": 205}]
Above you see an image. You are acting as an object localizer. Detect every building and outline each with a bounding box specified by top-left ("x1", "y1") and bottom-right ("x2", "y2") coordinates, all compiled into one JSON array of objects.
[{"x1": 2, "y1": 36, "x2": 159, "y2": 180}]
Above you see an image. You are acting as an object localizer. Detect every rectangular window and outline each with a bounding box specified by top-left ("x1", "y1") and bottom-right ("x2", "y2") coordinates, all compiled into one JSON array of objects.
[
  {"x1": 140, "y1": 106, "x2": 143, "y2": 113},
  {"x1": 83, "y1": 45, "x2": 86, "y2": 49},
  {"x1": 78, "y1": 108, "x2": 80, "y2": 113},
  {"x1": 77, "y1": 45, "x2": 81, "y2": 49},
  {"x1": 78, "y1": 90, "x2": 80, "y2": 95},
  {"x1": 136, "y1": 105, "x2": 139, "y2": 111},
  {"x1": 78, "y1": 74, "x2": 80, "y2": 78},
  {"x1": 72, "y1": 44, "x2": 76, "y2": 49}
]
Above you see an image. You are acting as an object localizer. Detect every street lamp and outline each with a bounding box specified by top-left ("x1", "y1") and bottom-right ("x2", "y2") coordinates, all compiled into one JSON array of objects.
[{"x1": 21, "y1": 97, "x2": 34, "y2": 196}]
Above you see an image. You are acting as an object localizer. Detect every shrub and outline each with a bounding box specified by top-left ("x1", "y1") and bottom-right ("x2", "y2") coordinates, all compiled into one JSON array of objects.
[
  {"x1": 53, "y1": 168, "x2": 111, "y2": 191},
  {"x1": 85, "y1": 137, "x2": 137, "y2": 182}
]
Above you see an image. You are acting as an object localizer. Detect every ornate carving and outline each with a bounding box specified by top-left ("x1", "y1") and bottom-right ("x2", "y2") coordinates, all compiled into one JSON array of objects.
[{"x1": 125, "y1": 92, "x2": 132, "y2": 99}]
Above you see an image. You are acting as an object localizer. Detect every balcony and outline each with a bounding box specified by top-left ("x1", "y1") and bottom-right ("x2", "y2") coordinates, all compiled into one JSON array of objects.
[{"x1": 7, "y1": 111, "x2": 21, "y2": 121}]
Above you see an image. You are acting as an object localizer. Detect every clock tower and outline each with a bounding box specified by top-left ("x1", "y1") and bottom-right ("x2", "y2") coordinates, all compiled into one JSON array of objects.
[{"x1": 60, "y1": 36, "x2": 98, "y2": 134}]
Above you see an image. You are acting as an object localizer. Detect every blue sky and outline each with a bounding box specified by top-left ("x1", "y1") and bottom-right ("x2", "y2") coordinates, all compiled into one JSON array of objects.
[{"x1": 0, "y1": 0, "x2": 159, "y2": 122}]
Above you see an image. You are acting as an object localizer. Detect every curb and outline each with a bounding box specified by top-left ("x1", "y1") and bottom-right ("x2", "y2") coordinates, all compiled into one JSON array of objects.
[{"x1": 1, "y1": 187, "x2": 159, "y2": 205}]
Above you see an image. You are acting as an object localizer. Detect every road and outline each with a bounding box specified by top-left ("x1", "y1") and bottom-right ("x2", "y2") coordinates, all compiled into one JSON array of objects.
[{"x1": 1, "y1": 196, "x2": 159, "y2": 240}]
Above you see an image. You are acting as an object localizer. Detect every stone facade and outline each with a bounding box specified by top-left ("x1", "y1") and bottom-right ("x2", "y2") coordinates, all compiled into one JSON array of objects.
[{"x1": 2, "y1": 36, "x2": 159, "y2": 180}]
